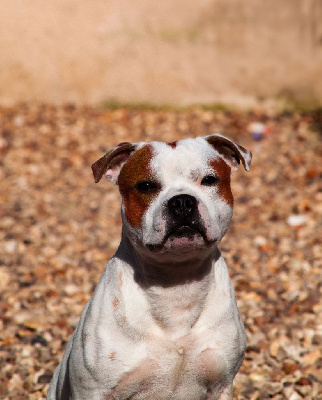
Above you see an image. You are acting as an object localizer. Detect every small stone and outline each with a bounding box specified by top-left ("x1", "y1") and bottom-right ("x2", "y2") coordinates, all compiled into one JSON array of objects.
[
  {"x1": 31, "y1": 334, "x2": 48, "y2": 347},
  {"x1": 296, "y1": 376, "x2": 312, "y2": 386},
  {"x1": 8, "y1": 373, "x2": 23, "y2": 392},
  {"x1": 22, "y1": 320, "x2": 43, "y2": 332},
  {"x1": 295, "y1": 385, "x2": 311, "y2": 397},
  {"x1": 4, "y1": 240, "x2": 18, "y2": 253},
  {"x1": 287, "y1": 214, "x2": 308, "y2": 227},
  {"x1": 289, "y1": 392, "x2": 302, "y2": 400},
  {"x1": 282, "y1": 361, "x2": 299, "y2": 374},
  {"x1": 13, "y1": 115, "x2": 25, "y2": 127},
  {"x1": 64, "y1": 284, "x2": 78, "y2": 295},
  {"x1": 254, "y1": 235, "x2": 267, "y2": 246},
  {"x1": 302, "y1": 329, "x2": 315, "y2": 346},
  {"x1": 313, "y1": 303, "x2": 322, "y2": 314},
  {"x1": 312, "y1": 333, "x2": 322, "y2": 345},
  {"x1": 269, "y1": 340, "x2": 280, "y2": 358},
  {"x1": 0, "y1": 217, "x2": 15, "y2": 228},
  {"x1": 21, "y1": 346, "x2": 32, "y2": 358},
  {"x1": 303, "y1": 349, "x2": 321, "y2": 365},
  {"x1": 260, "y1": 382, "x2": 283, "y2": 396},
  {"x1": 249, "y1": 372, "x2": 266, "y2": 382},
  {"x1": 23, "y1": 379, "x2": 33, "y2": 391},
  {"x1": 0, "y1": 269, "x2": 10, "y2": 287},
  {"x1": 17, "y1": 329, "x2": 32, "y2": 339},
  {"x1": 250, "y1": 392, "x2": 261, "y2": 400},
  {"x1": 0, "y1": 137, "x2": 9, "y2": 150},
  {"x1": 37, "y1": 371, "x2": 52, "y2": 384},
  {"x1": 14, "y1": 312, "x2": 32, "y2": 325}
]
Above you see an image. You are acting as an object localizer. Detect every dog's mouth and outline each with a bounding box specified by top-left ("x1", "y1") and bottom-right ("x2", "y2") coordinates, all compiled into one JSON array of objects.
[
  {"x1": 166, "y1": 225, "x2": 205, "y2": 240},
  {"x1": 146, "y1": 222, "x2": 212, "y2": 252}
]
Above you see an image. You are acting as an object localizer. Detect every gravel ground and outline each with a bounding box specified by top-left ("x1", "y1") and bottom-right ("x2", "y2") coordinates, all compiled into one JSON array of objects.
[{"x1": 0, "y1": 104, "x2": 321, "y2": 399}]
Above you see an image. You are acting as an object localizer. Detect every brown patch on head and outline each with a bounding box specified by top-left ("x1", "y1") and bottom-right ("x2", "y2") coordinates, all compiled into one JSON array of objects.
[
  {"x1": 118, "y1": 144, "x2": 160, "y2": 228},
  {"x1": 167, "y1": 141, "x2": 177, "y2": 149},
  {"x1": 209, "y1": 158, "x2": 234, "y2": 206}
]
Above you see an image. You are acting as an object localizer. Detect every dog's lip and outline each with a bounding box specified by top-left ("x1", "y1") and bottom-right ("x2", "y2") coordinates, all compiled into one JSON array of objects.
[
  {"x1": 166, "y1": 225, "x2": 203, "y2": 239},
  {"x1": 146, "y1": 224, "x2": 215, "y2": 252}
]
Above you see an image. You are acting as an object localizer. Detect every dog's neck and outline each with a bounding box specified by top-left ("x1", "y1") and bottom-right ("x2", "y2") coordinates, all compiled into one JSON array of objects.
[
  {"x1": 116, "y1": 231, "x2": 219, "y2": 337},
  {"x1": 117, "y1": 230, "x2": 218, "y2": 286}
]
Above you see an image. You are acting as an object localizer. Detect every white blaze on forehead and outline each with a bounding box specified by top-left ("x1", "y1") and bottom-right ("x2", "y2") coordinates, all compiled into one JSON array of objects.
[{"x1": 150, "y1": 138, "x2": 217, "y2": 184}]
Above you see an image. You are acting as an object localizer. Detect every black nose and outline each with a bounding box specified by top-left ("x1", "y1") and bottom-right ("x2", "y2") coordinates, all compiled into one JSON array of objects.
[{"x1": 168, "y1": 194, "x2": 198, "y2": 219}]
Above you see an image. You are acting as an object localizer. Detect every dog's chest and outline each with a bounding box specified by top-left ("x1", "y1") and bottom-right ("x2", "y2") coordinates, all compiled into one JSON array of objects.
[
  {"x1": 71, "y1": 259, "x2": 245, "y2": 399},
  {"x1": 103, "y1": 279, "x2": 244, "y2": 399},
  {"x1": 107, "y1": 330, "x2": 232, "y2": 400}
]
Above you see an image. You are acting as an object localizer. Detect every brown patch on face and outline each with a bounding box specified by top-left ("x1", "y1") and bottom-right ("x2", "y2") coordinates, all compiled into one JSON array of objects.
[
  {"x1": 209, "y1": 158, "x2": 234, "y2": 206},
  {"x1": 167, "y1": 141, "x2": 177, "y2": 149},
  {"x1": 118, "y1": 145, "x2": 159, "y2": 228}
]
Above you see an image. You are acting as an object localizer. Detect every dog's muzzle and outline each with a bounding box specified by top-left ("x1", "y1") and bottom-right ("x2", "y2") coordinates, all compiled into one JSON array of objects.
[{"x1": 166, "y1": 194, "x2": 206, "y2": 239}]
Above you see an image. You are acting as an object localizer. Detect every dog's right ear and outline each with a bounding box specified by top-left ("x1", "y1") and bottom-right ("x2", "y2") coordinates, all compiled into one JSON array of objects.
[{"x1": 92, "y1": 142, "x2": 139, "y2": 184}]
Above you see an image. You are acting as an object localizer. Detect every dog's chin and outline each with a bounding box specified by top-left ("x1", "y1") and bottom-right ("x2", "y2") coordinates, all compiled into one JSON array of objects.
[{"x1": 146, "y1": 226, "x2": 216, "y2": 254}]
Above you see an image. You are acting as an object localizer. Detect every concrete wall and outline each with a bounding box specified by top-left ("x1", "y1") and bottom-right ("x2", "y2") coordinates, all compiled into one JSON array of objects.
[{"x1": 1, "y1": 0, "x2": 322, "y2": 106}]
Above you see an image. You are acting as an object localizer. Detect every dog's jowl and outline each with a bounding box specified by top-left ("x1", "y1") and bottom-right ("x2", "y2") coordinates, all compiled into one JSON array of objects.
[{"x1": 47, "y1": 134, "x2": 252, "y2": 400}]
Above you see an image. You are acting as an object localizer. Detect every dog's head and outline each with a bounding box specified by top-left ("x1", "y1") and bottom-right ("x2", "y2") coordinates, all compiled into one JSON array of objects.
[{"x1": 92, "y1": 134, "x2": 251, "y2": 257}]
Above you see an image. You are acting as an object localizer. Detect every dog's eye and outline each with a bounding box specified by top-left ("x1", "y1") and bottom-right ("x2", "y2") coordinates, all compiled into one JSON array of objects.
[
  {"x1": 135, "y1": 181, "x2": 159, "y2": 194},
  {"x1": 201, "y1": 175, "x2": 219, "y2": 186}
]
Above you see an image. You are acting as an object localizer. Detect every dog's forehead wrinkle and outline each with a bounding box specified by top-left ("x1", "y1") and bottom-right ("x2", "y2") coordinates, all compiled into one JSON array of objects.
[{"x1": 150, "y1": 139, "x2": 216, "y2": 183}]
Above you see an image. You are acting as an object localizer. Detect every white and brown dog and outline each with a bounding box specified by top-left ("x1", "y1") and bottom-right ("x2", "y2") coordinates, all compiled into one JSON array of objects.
[{"x1": 47, "y1": 134, "x2": 251, "y2": 400}]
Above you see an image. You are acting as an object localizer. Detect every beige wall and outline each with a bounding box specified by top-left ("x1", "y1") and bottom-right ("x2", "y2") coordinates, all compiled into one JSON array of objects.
[{"x1": 1, "y1": 0, "x2": 322, "y2": 106}]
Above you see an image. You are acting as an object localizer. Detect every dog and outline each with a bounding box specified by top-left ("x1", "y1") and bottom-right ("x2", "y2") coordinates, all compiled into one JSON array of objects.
[{"x1": 47, "y1": 133, "x2": 251, "y2": 400}]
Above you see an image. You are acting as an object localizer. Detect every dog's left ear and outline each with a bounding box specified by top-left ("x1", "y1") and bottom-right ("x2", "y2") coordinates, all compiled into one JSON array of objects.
[
  {"x1": 92, "y1": 142, "x2": 139, "y2": 184},
  {"x1": 205, "y1": 133, "x2": 252, "y2": 172}
]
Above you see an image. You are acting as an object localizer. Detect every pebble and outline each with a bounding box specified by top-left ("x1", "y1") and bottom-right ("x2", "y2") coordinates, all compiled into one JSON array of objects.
[
  {"x1": 253, "y1": 235, "x2": 267, "y2": 246},
  {"x1": 64, "y1": 284, "x2": 79, "y2": 295},
  {"x1": 289, "y1": 392, "x2": 302, "y2": 400},
  {"x1": 249, "y1": 372, "x2": 266, "y2": 382},
  {"x1": 303, "y1": 349, "x2": 321, "y2": 365},
  {"x1": 0, "y1": 269, "x2": 10, "y2": 287},
  {"x1": 4, "y1": 240, "x2": 18, "y2": 253},
  {"x1": 287, "y1": 214, "x2": 309, "y2": 227},
  {"x1": 21, "y1": 346, "x2": 32, "y2": 358},
  {"x1": 269, "y1": 340, "x2": 280, "y2": 358},
  {"x1": 261, "y1": 382, "x2": 283, "y2": 396},
  {"x1": 0, "y1": 217, "x2": 15, "y2": 228},
  {"x1": 8, "y1": 374, "x2": 24, "y2": 392}
]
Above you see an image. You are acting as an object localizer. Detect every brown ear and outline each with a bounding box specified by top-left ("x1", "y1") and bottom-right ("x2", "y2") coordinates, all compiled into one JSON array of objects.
[
  {"x1": 205, "y1": 133, "x2": 252, "y2": 171},
  {"x1": 91, "y1": 142, "x2": 139, "y2": 184}
]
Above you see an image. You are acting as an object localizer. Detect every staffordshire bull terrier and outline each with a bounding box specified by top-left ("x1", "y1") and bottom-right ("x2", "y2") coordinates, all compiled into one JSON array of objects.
[{"x1": 47, "y1": 133, "x2": 252, "y2": 400}]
